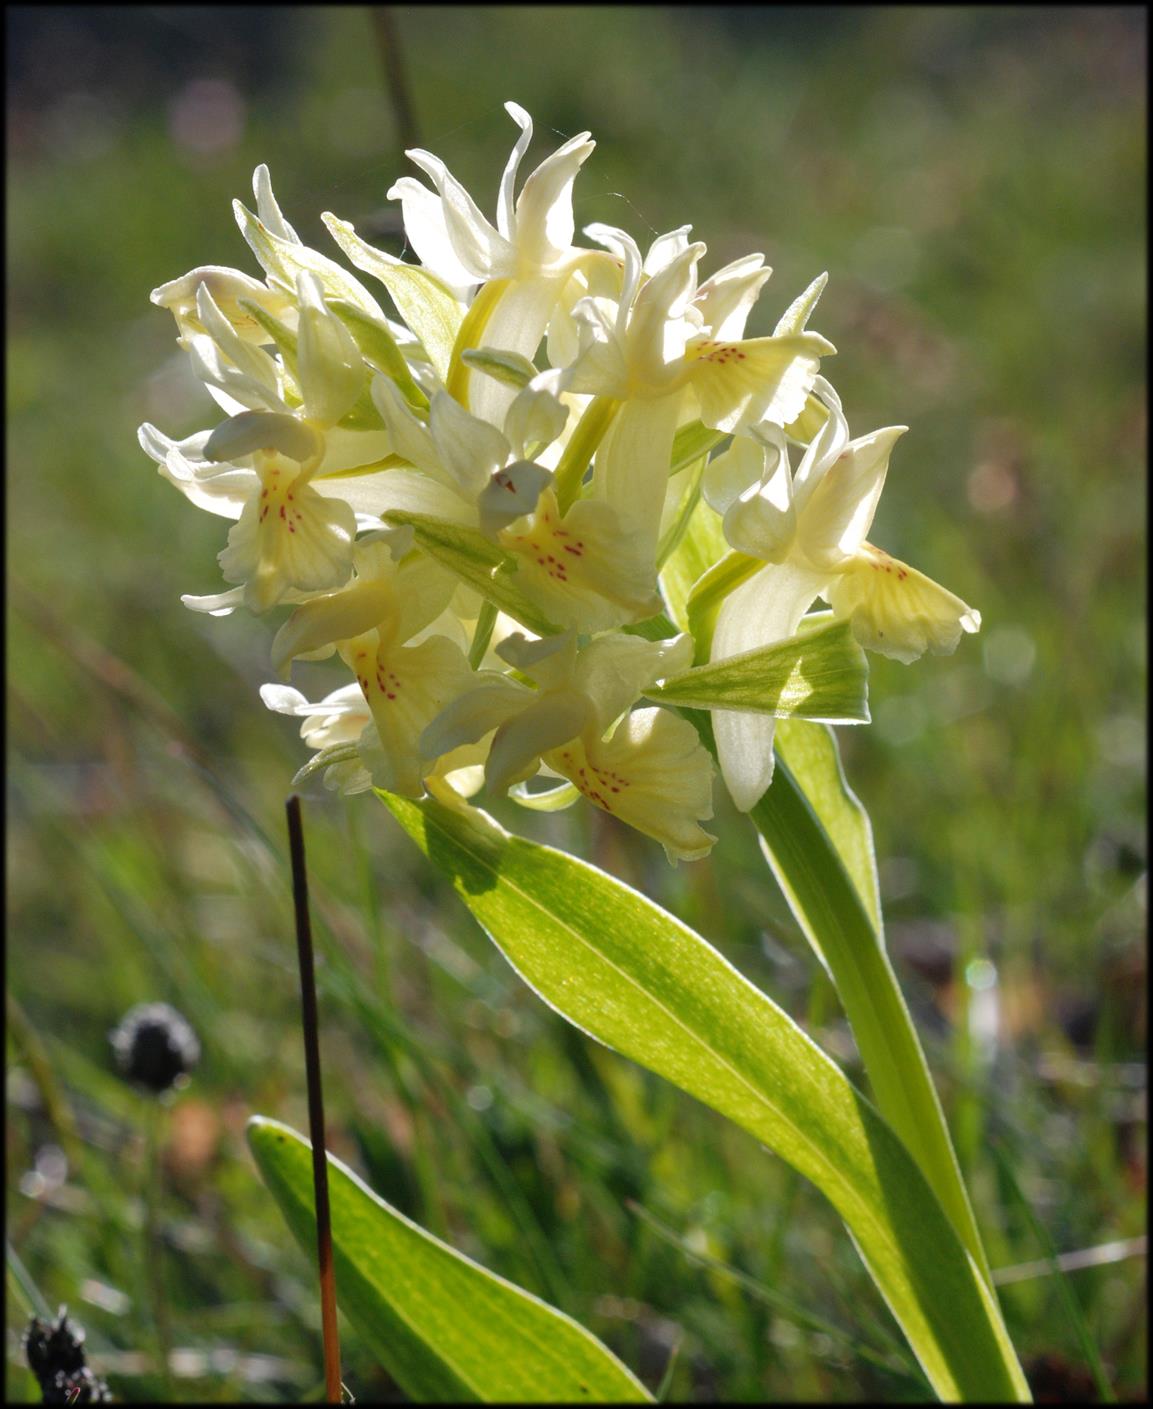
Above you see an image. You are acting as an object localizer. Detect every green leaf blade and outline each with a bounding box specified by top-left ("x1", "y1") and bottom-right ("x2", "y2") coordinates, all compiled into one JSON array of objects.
[
  {"x1": 247, "y1": 1117, "x2": 652, "y2": 1404},
  {"x1": 381, "y1": 795, "x2": 1030, "y2": 1403},
  {"x1": 323, "y1": 213, "x2": 464, "y2": 382},
  {"x1": 647, "y1": 618, "x2": 869, "y2": 723}
]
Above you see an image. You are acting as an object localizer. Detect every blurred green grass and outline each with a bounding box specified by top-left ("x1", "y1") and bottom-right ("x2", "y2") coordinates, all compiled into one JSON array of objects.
[{"x1": 6, "y1": 6, "x2": 1146, "y2": 1401}]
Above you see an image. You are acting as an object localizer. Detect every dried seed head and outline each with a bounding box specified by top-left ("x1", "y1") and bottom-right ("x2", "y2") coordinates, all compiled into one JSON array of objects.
[
  {"x1": 110, "y1": 1002, "x2": 200, "y2": 1095},
  {"x1": 24, "y1": 1308, "x2": 111, "y2": 1403}
]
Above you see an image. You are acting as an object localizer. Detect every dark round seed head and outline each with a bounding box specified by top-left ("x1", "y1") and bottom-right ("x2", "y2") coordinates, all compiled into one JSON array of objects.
[
  {"x1": 24, "y1": 1308, "x2": 87, "y2": 1382},
  {"x1": 110, "y1": 1002, "x2": 200, "y2": 1094}
]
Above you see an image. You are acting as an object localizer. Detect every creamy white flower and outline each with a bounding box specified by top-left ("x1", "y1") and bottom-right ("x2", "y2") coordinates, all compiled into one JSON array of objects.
[
  {"x1": 389, "y1": 103, "x2": 598, "y2": 427},
  {"x1": 566, "y1": 227, "x2": 834, "y2": 558},
  {"x1": 709, "y1": 383, "x2": 980, "y2": 810},
  {"x1": 421, "y1": 631, "x2": 714, "y2": 860},
  {"x1": 389, "y1": 102, "x2": 595, "y2": 289},
  {"x1": 151, "y1": 265, "x2": 297, "y2": 345}
]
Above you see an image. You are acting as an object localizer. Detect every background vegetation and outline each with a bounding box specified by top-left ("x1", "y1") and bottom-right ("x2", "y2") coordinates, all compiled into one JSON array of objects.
[{"x1": 7, "y1": 5, "x2": 1146, "y2": 1400}]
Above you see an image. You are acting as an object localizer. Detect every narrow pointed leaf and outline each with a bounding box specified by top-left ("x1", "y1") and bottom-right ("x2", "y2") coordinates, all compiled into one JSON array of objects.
[
  {"x1": 384, "y1": 510, "x2": 561, "y2": 636},
  {"x1": 749, "y1": 741, "x2": 995, "y2": 1290},
  {"x1": 381, "y1": 794, "x2": 1030, "y2": 1403},
  {"x1": 235, "y1": 202, "x2": 385, "y2": 319},
  {"x1": 323, "y1": 213, "x2": 464, "y2": 382},
  {"x1": 329, "y1": 299, "x2": 428, "y2": 409},
  {"x1": 646, "y1": 618, "x2": 868, "y2": 723},
  {"x1": 773, "y1": 717, "x2": 882, "y2": 933},
  {"x1": 248, "y1": 1117, "x2": 652, "y2": 1404}
]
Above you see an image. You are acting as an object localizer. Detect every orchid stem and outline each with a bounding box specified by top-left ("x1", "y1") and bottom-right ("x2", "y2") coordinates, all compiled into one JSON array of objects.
[{"x1": 286, "y1": 796, "x2": 343, "y2": 1404}]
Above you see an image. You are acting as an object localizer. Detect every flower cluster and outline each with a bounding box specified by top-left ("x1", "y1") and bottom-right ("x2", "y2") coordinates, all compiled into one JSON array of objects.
[{"x1": 141, "y1": 103, "x2": 979, "y2": 861}]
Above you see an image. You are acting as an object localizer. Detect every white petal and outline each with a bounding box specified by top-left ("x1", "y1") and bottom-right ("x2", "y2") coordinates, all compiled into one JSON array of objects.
[
  {"x1": 486, "y1": 690, "x2": 592, "y2": 793},
  {"x1": 497, "y1": 102, "x2": 535, "y2": 240},
  {"x1": 689, "y1": 330, "x2": 833, "y2": 435},
  {"x1": 182, "y1": 586, "x2": 246, "y2": 616},
  {"x1": 825, "y1": 545, "x2": 981, "y2": 663},
  {"x1": 694, "y1": 253, "x2": 772, "y2": 341},
  {"x1": 313, "y1": 467, "x2": 473, "y2": 522},
  {"x1": 466, "y1": 275, "x2": 563, "y2": 427},
  {"x1": 352, "y1": 634, "x2": 472, "y2": 796},
  {"x1": 314, "y1": 427, "x2": 395, "y2": 474},
  {"x1": 549, "y1": 708, "x2": 715, "y2": 862},
  {"x1": 504, "y1": 373, "x2": 568, "y2": 459},
  {"x1": 296, "y1": 273, "x2": 367, "y2": 427},
  {"x1": 583, "y1": 223, "x2": 643, "y2": 326},
  {"x1": 420, "y1": 674, "x2": 530, "y2": 761},
  {"x1": 403, "y1": 149, "x2": 513, "y2": 279},
  {"x1": 195, "y1": 284, "x2": 284, "y2": 398},
  {"x1": 219, "y1": 473, "x2": 356, "y2": 613},
  {"x1": 797, "y1": 426, "x2": 906, "y2": 569},
  {"x1": 430, "y1": 391, "x2": 509, "y2": 498},
  {"x1": 253, "y1": 164, "x2": 301, "y2": 243},
  {"x1": 627, "y1": 243, "x2": 707, "y2": 392},
  {"x1": 592, "y1": 394, "x2": 683, "y2": 557},
  {"x1": 514, "y1": 127, "x2": 595, "y2": 270},
  {"x1": 386, "y1": 175, "x2": 478, "y2": 291},
  {"x1": 711, "y1": 563, "x2": 829, "y2": 810},
  {"x1": 789, "y1": 376, "x2": 849, "y2": 507},
  {"x1": 643, "y1": 226, "x2": 694, "y2": 277},
  {"x1": 370, "y1": 375, "x2": 442, "y2": 476},
  {"x1": 702, "y1": 434, "x2": 769, "y2": 516},
  {"x1": 204, "y1": 410, "x2": 323, "y2": 466},
  {"x1": 573, "y1": 632, "x2": 693, "y2": 733},
  {"x1": 477, "y1": 459, "x2": 552, "y2": 537}
]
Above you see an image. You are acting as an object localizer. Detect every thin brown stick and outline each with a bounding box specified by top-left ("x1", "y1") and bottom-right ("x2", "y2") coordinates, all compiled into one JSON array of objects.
[
  {"x1": 371, "y1": 6, "x2": 419, "y2": 152},
  {"x1": 286, "y1": 796, "x2": 343, "y2": 1403}
]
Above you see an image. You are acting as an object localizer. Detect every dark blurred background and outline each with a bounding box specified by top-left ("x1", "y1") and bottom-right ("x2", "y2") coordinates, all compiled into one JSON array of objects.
[{"x1": 7, "y1": 6, "x2": 1146, "y2": 1402}]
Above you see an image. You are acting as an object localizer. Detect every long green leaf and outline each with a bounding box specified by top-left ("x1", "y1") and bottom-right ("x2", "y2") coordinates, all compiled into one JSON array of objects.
[
  {"x1": 381, "y1": 793, "x2": 1031, "y2": 1403},
  {"x1": 774, "y1": 718, "x2": 882, "y2": 934},
  {"x1": 749, "y1": 739, "x2": 994, "y2": 1290},
  {"x1": 247, "y1": 1117, "x2": 651, "y2": 1404},
  {"x1": 646, "y1": 618, "x2": 869, "y2": 723}
]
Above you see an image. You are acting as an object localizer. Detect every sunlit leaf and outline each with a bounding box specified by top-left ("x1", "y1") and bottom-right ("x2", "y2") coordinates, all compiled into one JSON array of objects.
[
  {"x1": 323, "y1": 213, "x2": 464, "y2": 382},
  {"x1": 646, "y1": 617, "x2": 868, "y2": 723},
  {"x1": 248, "y1": 1117, "x2": 651, "y2": 1403},
  {"x1": 381, "y1": 793, "x2": 1030, "y2": 1403}
]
